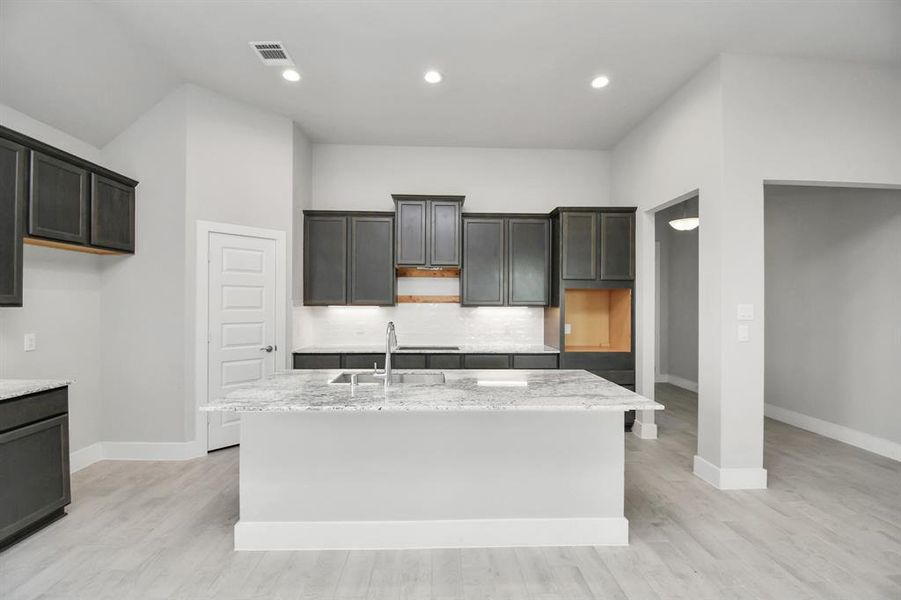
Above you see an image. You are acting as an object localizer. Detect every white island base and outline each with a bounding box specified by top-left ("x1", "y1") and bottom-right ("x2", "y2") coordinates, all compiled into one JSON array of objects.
[{"x1": 236, "y1": 410, "x2": 627, "y2": 551}]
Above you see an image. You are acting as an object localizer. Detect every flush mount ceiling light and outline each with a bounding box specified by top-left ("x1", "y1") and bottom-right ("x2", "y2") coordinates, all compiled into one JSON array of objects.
[
  {"x1": 590, "y1": 75, "x2": 610, "y2": 89},
  {"x1": 424, "y1": 70, "x2": 443, "y2": 84},
  {"x1": 282, "y1": 68, "x2": 301, "y2": 82}
]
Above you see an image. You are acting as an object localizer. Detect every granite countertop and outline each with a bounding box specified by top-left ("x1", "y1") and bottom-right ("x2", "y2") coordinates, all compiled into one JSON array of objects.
[
  {"x1": 293, "y1": 344, "x2": 560, "y2": 354},
  {"x1": 201, "y1": 369, "x2": 663, "y2": 413},
  {"x1": 0, "y1": 379, "x2": 73, "y2": 401}
]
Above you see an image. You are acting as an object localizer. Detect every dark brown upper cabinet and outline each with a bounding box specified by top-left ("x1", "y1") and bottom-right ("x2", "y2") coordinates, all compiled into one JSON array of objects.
[
  {"x1": 461, "y1": 217, "x2": 505, "y2": 306},
  {"x1": 557, "y1": 208, "x2": 635, "y2": 282},
  {"x1": 1, "y1": 126, "x2": 138, "y2": 262},
  {"x1": 507, "y1": 217, "x2": 550, "y2": 305},
  {"x1": 0, "y1": 138, "x2": 27, "y2": 307},
  {"x1": 303, "y1": 213, "x2": 348, "y2": 305},
  {"x1": 461, "y1": 214, "x2": 549, "y2": 307},
  {"x1": 91, "y1": 175, "x2": 135, "y2": 252},
  {"x1": 599, "y1": 212, "x2": 635, "y2": 280},
  {"x1": 29, "y1": 151, "x2": 89, "y2": 245},
  {"x1": 394, "y1": 199, "x2": 427, "y2": 265},
  {"x1": 303, "y1": 211, "x2": 395, "y2": 306},
  {"x1": 561, "y1": 211, "x2": 598, "y2": 280},
  {"x1": 349, "y1": 214, "x2": 395, "y2": 306},
  {"x1": 392, "y1": 195, "x2": 463, "y2": 268},
  {"x1": 429, "y1": 200, "x2": 461, "y2": 266}
]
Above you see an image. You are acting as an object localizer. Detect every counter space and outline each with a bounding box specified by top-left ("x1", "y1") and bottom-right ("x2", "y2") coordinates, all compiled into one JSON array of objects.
[
  {"x1": 0, "y1": 379, "x2": 72, "y2": 401},
  {"x1": 293, "y1": 344, "x2": 560, "y2": 354},
  {"x1": 201, "y1": 369, "x2": 662, "y2": 413}
]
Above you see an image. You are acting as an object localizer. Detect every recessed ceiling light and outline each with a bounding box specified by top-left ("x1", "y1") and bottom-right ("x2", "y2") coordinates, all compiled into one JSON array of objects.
[
  {"x1": 424, "y1": 70, "x2": 443, "y2": 84},
  {"x1": 590, "y1": 75, "x2": 610, "y2": 89},
  {"x1": 282, "y1": 68, "x2": 301, "y2": 82}
]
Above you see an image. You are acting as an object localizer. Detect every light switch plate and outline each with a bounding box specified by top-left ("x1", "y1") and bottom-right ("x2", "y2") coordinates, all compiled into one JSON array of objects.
[
  {"x1": 24, "y1": 333, "x2": 36, "y2": 352},
  {"x1": 737, "y1": 324, "x2": 750, "y2": 342},
  {"x1": 564, "y1": 323, "x2": 572, "y2": 335},
  {"x1": 737, "y1": 304, "x2": 754, "y2": 321}
]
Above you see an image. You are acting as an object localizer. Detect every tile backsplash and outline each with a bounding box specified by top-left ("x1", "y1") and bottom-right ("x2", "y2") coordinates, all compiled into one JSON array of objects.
[{"x1": 293, "y1": 304, "x2": 545, "y2": 348}]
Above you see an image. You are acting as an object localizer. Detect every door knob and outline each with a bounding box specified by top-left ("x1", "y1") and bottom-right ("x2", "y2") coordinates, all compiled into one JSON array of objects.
[{"x1": 261, "y1": 345, "x2": 274, "y2": 353}]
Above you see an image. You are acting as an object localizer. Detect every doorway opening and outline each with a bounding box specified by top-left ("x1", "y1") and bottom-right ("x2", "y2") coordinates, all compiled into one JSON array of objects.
[
  {"x1": 764, "y1": 184, "x2": 901, "y2": 461},
  {"x1": 654, "y1": 195, "x2": 700, "y2": 400}
]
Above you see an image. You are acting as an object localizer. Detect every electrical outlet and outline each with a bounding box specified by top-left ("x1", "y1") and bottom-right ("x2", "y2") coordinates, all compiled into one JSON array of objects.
[
  {"x1": 737, "y1": 324, "x2": 750, "y2": 342},
  {"x1": 564, "y1": 323, "x2": 572, "y2": 335},
  {"x1": 24, "y1": 333, "x2": 36, "y2": 352},
  {"x1": 737, "y1": 304, "x2": 754, "y2": 321}
]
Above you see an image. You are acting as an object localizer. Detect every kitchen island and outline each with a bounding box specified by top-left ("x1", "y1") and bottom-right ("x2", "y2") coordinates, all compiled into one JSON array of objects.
[{"x1": 201, "y1": 369, "x2": 662, "y2": 550}]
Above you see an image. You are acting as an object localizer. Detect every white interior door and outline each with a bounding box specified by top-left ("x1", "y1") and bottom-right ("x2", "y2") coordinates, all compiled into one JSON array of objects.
[{"x1": 207, "y1": 232, "x2": 277, "y2": 451}]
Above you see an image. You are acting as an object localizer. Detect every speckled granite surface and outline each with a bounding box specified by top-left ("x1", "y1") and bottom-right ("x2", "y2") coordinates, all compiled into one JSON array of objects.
[
  {"x1": 293, "y1": 344, "x2": 560, "y2": 354},
  {"x1": 201, "y1": 369, "x2": 662, "y2": 413},
  {"x1": 0, "y1": 379, "x2": 72, "y2": 401}
]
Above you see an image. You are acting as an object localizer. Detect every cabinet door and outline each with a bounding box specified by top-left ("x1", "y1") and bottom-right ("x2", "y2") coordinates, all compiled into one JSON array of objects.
[
  {"x1": 561, "y1": 212, "x2": 597, "y2": 280},
  {"x1": 303, "y1": 215, "x2": 347, "y2": 305},
  {"x1": 429, "y1": 200, "x2": 461, "y2": 266},
  {"x1": 0, "y1": 138, "x2": 27, "y2": 307},
  {"x1": 29, "y1": 152, "x2": 89, "y2": 244},
  {"x1": 0, "y1": 414, "x2": 70, "y2": 547},
  {"x1": 395, "y1": 200, "x2": 427, "y2": 266},
  {"x1": 350, "y1": 215, "x2": 395, "y2": 305},
  {"x1": 507, "y1": 218, "x2": 549, "y2": 306},
  {"x1": 293, "y1": 354, "x2": 342, "y2": 369},
  {"x1": 90, "y1": 174, "x2": 135, "y2": 252},
  {"x1": 462, "y1": 218, "x2": 505, "y2": 306},
  {"x1": 600, "y1": 212, "x2": 635, "y2": 280}
]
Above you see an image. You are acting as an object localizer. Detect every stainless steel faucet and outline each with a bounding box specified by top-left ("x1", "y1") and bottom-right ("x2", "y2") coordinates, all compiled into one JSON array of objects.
[{"x1": 372, "y1": 321, "x2": 398, "y2": 387}]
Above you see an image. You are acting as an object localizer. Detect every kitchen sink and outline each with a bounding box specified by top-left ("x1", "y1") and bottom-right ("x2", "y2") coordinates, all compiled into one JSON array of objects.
[
  {"x1": 328, "y1": 372, "x2": 446, "y2": 385},
  {"x1": 396, "y1": 345, "x2": 460, "y2": 351}
]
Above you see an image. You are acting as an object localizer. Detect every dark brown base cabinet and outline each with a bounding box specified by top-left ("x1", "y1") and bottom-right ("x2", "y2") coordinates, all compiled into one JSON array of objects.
[
  {"x1": 0, "y1": 386, "x2": 71, "y2": 550},
  {"x1": 294, "y1": 352, "x2": 559, "y2": 371}
]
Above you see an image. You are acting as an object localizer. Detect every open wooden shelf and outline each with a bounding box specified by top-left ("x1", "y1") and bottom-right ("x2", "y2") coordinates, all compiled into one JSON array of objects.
[
  {"x1": 564, "y1": 288, "x2": 632, "y2": 353},
  {"x1": 396, "y1": 267, "x2": 460, "y2": 278},
  {"x1": 397, "y1": 295, "x2": 461, "y2": 304}
]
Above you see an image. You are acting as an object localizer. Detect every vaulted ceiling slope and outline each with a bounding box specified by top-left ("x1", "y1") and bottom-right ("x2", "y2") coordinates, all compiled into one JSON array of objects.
[{"x1": 1, "y1": 1, "x2": 899, "y2": 149}]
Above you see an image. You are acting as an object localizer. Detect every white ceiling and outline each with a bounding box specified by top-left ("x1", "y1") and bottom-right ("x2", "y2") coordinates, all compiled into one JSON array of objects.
[{"x1": 2, "y1": 1, "x2": 899, "y2": 149}]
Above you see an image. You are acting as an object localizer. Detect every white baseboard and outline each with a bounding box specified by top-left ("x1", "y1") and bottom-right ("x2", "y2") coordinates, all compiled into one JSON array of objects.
[
  {"x1": 234, "y1": 517, "x2": 630, "y2": 551},
  {"x1": 632, "y1": 419, "x2": 658, "y2": 439},
  {"x1": 693, "y1": 455, "x2": 767, "y2": 490},
  {"x1": 70, "y1": 440, "x2": 205, "y2": 473},
  {"x1": 69, "y1": 442, "x2": 104, "y2": 473},
  {"x1": 657, "y1": 374, "x2": 698, "y2": 393},
  {"x1": 765, "y1": 403, "x2": 901, "y2": 462}
]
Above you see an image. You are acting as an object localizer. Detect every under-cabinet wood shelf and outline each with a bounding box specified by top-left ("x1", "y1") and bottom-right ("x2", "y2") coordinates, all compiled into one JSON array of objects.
[
  {"x1": 397, "y1": 294, "x2": 461, "y2": 304},
  {"x1": 24, "y1": 237, "x2": 127, "y2": 256},
  {"x1": 396, "y1": 267, "x2": 460, "y2": 278}
]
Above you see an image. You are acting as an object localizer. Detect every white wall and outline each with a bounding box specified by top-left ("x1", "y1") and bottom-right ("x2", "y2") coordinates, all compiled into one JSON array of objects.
[
  {"x1": 655, "y1": 203, "x2": 698, "y2": 386},
  {"x1": 611, "y1": 58, "x2": 724, "y2": 450},
  {"x1": 765, "y1": 185, "x2": 901, "y2": 451},
  {"x1": 0, "y1": 104, "x2": 105, "y2": 453},
  {"x1": 312, "y1": 144, "x2": 609, "y2": 212},
  {"x1": 99, "y1": 88, "x2": 189, "y2": 444},
  {"x1": 292, "y1": 125, "x2": 313, "y2": 306}
]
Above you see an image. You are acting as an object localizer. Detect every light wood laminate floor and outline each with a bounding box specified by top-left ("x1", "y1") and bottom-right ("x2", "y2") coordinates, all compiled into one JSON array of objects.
[{"x1": 2, "y1": 384, "x2": 900, "y2": 600}]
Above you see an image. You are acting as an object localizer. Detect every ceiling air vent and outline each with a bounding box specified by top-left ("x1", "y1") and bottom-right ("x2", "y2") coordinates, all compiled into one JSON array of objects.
[{"x1": 249, "y1": 41, "x2": 295, "y2": 66}]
